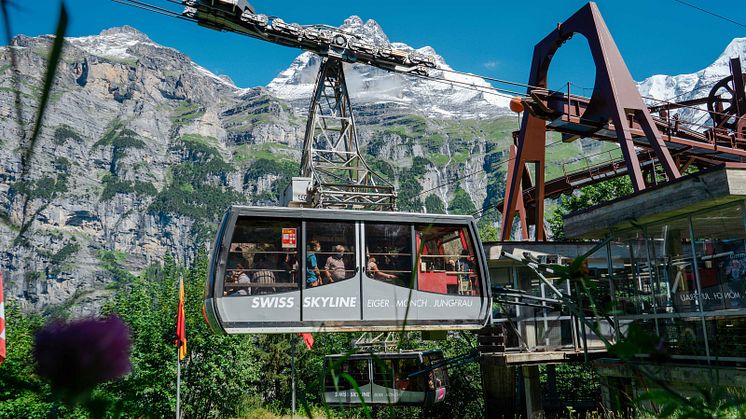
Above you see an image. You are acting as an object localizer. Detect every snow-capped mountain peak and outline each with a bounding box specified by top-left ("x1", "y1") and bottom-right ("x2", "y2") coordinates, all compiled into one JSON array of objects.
[
  {"x1": 638, "y1": 37, "x2": 746, "y2": 102},
  {"x1": 267, "y1": 16, "x2": 509, "y2": 118},
  {"x1": 637, "y1": 37, "x2": 746, "y2": 124},
  {"x1": 68, "y1": 26, "x2": 155, "y2": 60},
  {"x1": 339, "y1": 16, "x2": 391, "y2": 47}
]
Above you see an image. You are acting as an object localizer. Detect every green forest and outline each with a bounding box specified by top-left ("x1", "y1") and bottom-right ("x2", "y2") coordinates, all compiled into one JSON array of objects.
[{"x1": 0, "y1": 251, "x2": 486, "y2": 418}]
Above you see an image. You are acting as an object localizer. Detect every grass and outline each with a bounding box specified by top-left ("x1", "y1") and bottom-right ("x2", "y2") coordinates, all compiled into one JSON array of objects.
[
  {"x1": 106, "y1": 55, "x2": 139, "y2": 68},
  {"x1": 428, "y1": 153, "x2": 450, "y2": 167},
  {"x1": 170, "y1": 100, "x2": 204, "y2": 127},
  {"x1": 233, "y1": 142, "x2": 296, "y2": 163},
  {"x1": 180, "y1": 133, "x2": 220, "y2": 151}
]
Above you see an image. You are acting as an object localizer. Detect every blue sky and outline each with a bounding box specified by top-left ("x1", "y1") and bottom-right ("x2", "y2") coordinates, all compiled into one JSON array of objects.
[{"x1": 7, "y1": 0, "x2": 746, "y2": 92}]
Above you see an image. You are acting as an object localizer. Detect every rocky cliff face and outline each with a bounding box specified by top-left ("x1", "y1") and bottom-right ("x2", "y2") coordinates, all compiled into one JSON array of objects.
[{"x1": 0, "y1": 21, "x2": 599, "y2": 313}]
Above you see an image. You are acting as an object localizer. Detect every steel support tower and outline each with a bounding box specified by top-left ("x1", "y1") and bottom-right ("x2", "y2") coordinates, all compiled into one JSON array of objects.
[{"x1": 298, "y1": 57, "x2": 396, "y2": 210}]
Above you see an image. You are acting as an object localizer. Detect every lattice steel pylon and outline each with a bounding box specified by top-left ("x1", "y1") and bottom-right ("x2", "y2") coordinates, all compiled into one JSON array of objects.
[{"x1": 299, "y1": 57, "x2": 396, "y2": 211}]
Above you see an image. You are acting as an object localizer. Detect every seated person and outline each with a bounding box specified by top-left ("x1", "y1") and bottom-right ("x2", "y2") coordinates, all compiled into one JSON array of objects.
[
  {"x1": 367, "y1": 256, "x2": 397, "y2": 281},
  {"x1": 252, "y1": 254, "x2": 276, "y2": 295},
  {"x1": 226, "y1": 263, "x2": 251, "y2": 296},
  {"x1": 281, "y1": 253, "x2": 299, "y2": 284}
]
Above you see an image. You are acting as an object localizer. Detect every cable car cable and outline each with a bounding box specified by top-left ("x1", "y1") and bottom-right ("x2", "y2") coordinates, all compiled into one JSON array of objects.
[{"x1": 671, "y1": 0, "x2": 746, "y2": 29}]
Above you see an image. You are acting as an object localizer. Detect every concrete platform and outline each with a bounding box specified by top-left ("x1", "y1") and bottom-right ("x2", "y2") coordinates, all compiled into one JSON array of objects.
[{"x1": 564, "y1": 163, "x2": 746, "y2": 239}]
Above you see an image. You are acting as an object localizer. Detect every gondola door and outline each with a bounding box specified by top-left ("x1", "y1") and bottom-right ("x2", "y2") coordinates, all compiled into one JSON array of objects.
[
  {"x1": 301, "y1": 219, "x2": 362, "y2": 322},
  {"x1": 361, "y1": 222, "x2": 418, "y2": 323}
]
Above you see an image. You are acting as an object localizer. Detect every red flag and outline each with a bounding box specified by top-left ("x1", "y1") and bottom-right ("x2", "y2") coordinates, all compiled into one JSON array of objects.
[
  {"x1": 0, "y1": 272, "x2": 5, "y2": 365},
  {"x1": 175, "y1": 277, "x2": 186, "y2": 360},
  {"x1": 300, "y1": 332, "x2": 314, "y2": 350}
]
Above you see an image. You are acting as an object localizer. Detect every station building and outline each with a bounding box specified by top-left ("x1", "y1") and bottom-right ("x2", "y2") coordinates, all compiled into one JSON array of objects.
[{"x1": 482, "y1": 164, "x2": 746, "y2": 415}]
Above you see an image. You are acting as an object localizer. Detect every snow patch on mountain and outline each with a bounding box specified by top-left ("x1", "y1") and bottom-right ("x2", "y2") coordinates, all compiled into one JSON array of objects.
[
  {"x1": 69, "y1": 26, "x2": 238, "y2": 89},
  {"x1": 68, "y1": 26, "x2": 155, "y2": 60}
]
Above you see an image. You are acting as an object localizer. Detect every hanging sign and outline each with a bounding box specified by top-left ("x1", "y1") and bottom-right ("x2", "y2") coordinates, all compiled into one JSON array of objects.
[{"x1": 282, "y1": 228, "x2": 297, "y2": 248}]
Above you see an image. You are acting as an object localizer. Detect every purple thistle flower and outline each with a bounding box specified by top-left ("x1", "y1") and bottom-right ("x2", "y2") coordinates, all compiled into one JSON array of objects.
[{"x1": 34, "y1": 315, "x2": 132, "y2": 399}]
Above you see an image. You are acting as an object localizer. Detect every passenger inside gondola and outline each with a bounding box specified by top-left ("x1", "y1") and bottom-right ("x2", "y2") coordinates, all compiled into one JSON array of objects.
[
  {"x1": 280, "y1": 253, "x2": 299, "y2": 283},
  {"x1": 364, "y1": 223, "x2": 412, "y2": 287},
  {"x1": 305, "y1": 221, "x2": 357, "y2": 287},
  {"x1": 307, "y1": 240, "x2": 322, "y2": 287},
  {"x1": 394, "y1": 358, "x2": 425, "y2": 392},
  {"x1": 252, "y1": 254, "x2": 275, "y2": 295},
  {"x1": 323, "y1": 245, "x2": 347, "y2": 284},
  {"x1": 226, "y1": 263, "x2": 251, "y2": 296},
  {"x1": 367, "y1": 256, "x2": 397, "y2": 281}
]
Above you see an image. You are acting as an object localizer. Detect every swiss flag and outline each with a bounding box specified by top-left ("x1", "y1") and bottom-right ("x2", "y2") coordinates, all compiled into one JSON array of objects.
[{"x1": 299, "y1": 333, "x2": 314, "y2": 350}]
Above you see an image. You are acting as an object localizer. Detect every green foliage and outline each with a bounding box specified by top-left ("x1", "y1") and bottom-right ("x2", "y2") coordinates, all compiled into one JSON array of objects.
[
  {"x1": 177, "y1": 134, "x2": 221, "y2": 158},
  {"x1": 233, "y1": 143, "x2": 294, "y2": 163},
  {"x1": 424, "y1": 194, "x2": 445, "y2": 214},
  {"x1": 367, "y1": 159, "x2": 395, "y2": 182},
  {"x1": 397, "y1": 177, "x2": 423, "y2": 213},
  {"x1": 0, "y1": 303, "x2": 53, "y2": 418},
  {"x1": 477, "y1": 218, "x2": 498, "y2": 242},
  {"x1": 49, "y1": 241, "x2": 80, "y2": 266},
  {"x1": 149, "y1": 139, "x2": 242, "y2": 224},
  {"x1": 549, "y1": 176, "x2": 633, "y2": 240},
  {"x1": 12, "y1": 174, "x2": 68, "y2": 201},
  {"x1": 448, "y1": 186, "x2": 476, "y2": 215},
  {"x1": 428, "y1": 153, "x2": 449, "y2": 167},
  {"x1": 409, "y1": 156, "x2": 429, "y2": 178},
  {"x1": 100, "y1": 173, "x2": 157, "y2": 201},
  {"x1": 97, "y1": 249, "x2": 135, "y2": 283},
  {"x1": 635, "y1": 386, "x2": 746, "y2": 418},
  {"x1": 94, "y1": 122, "x2": 145, "y2": 149},
  {"x1": 52, "y1": 125, "x2": 82, "y2": 145},
  {"x1": 245, "y1": 158, "x2": 299, "y2": 202}
]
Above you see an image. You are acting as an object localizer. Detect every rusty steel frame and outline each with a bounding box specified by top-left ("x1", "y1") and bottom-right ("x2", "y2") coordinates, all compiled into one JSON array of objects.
[{"x1": 500, "y1": 2, "x2": 682, "y2": 241}]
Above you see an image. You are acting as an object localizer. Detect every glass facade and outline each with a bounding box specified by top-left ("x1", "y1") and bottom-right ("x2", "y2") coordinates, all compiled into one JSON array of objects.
[
  {"x1": 604, "y1": 201, "x2": 746, "y2": 362},
  {"x1": 490, "y1": 200, "x2": 746, "y2": 363}
]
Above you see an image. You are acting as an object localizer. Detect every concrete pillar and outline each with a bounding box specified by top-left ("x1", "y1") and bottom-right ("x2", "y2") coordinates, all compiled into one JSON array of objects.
[
  {"x1": 522, "y1": 365, "x2": 544, "y2": 418},
  {"x1": 480, "y1": 357, "x2": 517, "y2": 418}
]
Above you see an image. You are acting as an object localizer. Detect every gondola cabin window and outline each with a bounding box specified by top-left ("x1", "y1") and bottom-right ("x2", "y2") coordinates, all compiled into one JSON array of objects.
[
  {"x1": 373, "y1": 358, "x2": 396, "y2": 389},
  {"x1": 415, "y1": 224, "x2": 481, "y2": 296},
  {"x1": 305, "y1": 221, "x2": 357, "y2": 287},
  {"x1": 364, "y1": 223, "x2": 413, "y2": 287},
  {"x1": 325, "y1": 358, "x2": 370, "y2": 392},
  {"x1": 394, "y1": 358, "x2": 426, "y2": 392},
  {"x1": 224, "y1": 218, "x2": 300, "y2": 296}
]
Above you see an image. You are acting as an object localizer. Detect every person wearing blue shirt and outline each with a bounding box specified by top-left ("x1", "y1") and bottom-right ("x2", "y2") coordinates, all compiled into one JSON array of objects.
[{"x1": 307, "y1": 240, "x2": 322, "y2": 287}]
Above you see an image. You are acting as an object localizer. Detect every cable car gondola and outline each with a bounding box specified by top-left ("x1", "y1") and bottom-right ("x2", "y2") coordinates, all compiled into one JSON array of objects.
[
  {"x1": 204, "y1": 206, "x2": 492, "y2": 333},
  {"x1": 323, "y1": 351, "x2": 448, "y2": 406}
]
